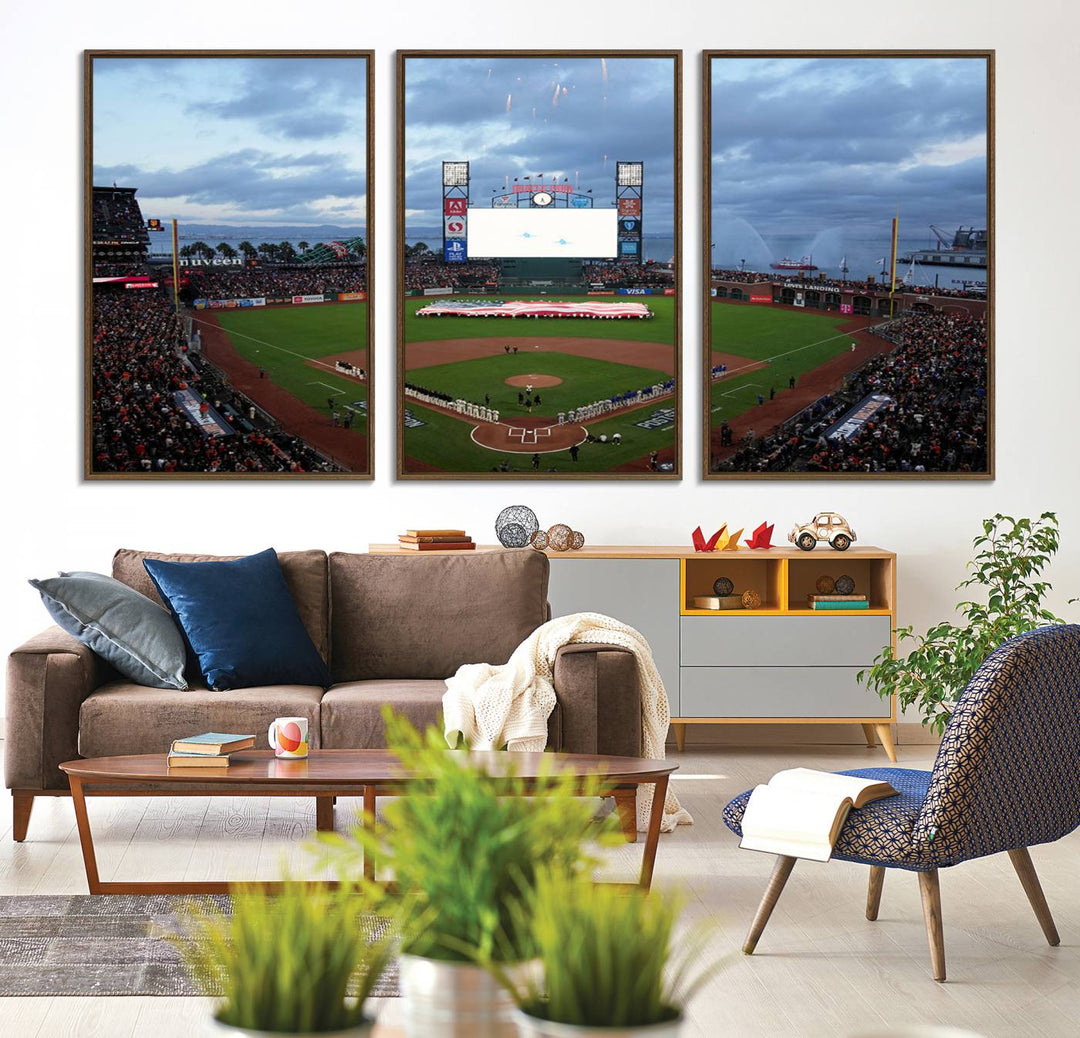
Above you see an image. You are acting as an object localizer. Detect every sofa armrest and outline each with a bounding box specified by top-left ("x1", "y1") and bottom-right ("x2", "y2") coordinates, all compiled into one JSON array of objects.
[
  {"x1": 552, "y1": 643, "x2": 641, "y2": 758},
  {"x1": 5, "y1": 626, "x2": 109, "y2": 791}
]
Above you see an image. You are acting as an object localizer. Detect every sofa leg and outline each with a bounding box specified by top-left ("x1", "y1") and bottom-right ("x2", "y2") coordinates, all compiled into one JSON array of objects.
[
  {"x1": 743, "y1": 855, "x2": 797, "y2": 955},
  {"x1": 315, "y1": 796, "x2": 334, "y2": 833},
  {"x1": 917, "y1": 869, "x2": 946, "y2": 982},
  {"x1": 866, "y1": 865, "x2": 885, "y2": 920},
  {"x1": 1008, "y1": 847, "x2": 1060, "y2": 946},
  {"x1": 612, "y1": 788, "x2": 638, "y2": 844},
  {"x1": 12, "y1": 792, "x2": 34, "y2": 842}
]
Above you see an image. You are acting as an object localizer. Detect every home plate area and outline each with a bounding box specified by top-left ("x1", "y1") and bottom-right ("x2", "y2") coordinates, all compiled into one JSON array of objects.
[{"x1": 471, "y1": 417, "x2": 588, "y2": 454}]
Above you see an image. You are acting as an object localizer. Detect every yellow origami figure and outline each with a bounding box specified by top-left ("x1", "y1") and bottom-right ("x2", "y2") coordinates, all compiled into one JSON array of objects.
[{"x1": 722, "y1": 528, "x2": 744, "y2": 550}]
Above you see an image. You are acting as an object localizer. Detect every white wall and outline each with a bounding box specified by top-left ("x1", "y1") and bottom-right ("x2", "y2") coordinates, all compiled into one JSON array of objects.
[{"x1": 2, "y1": 0, "x2": 1079, "y2": 720}]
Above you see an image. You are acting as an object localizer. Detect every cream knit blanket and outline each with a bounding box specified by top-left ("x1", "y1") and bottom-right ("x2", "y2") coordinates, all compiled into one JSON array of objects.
[{"x1": 442, "y1": 612, "x2": 692, "y2": 833}]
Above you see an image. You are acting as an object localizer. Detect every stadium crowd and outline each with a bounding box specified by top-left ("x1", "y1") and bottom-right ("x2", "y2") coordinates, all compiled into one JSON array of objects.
[
  {"x1": 582, "y1": 262, "x2": 675, "y2": 287},
  {"x1": 91, "y1": 287, "x2": 339, "y2": 473},
  {"x1": 715, "y1": 311, "x2": 988, "y2": 474},
  {"x1": 403, "y1": 260, "x2": 501, "y2": 292},
  {"x1": 187, "y1": 263, "x2": 366, "y2": 301},
  {"x1": 92, "y1": 189, "x2": 148, "y2": 241},
  {"x1": 711, "y1": 267, "x2": 985, "y2": 299}
]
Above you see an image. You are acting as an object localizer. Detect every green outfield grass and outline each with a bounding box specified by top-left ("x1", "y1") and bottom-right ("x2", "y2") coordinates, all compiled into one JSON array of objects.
[
  {"x1": 403, "y1": 396, "x2": 675, "y2": 474},
  {"x1": 213, "y1": 303, "x2": 369, "y2": 430},
  {"x1": 404, "y1": 294, "x2": 676, "y2": 346},
  {"x1": 709, "y1": 302, "x2": 859, "y2": 427},
  {"x1": 407, "y1": 351, "x2": 669, "y2": 421}
]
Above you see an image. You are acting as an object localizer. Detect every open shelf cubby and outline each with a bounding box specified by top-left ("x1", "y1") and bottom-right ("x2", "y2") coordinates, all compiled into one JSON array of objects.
[
  {"x1": 681, "y1": 556, "x2": 784, "y2": 613},
  {"x1": 786, "y1": 554, "x2": 894, "y2": 613}
]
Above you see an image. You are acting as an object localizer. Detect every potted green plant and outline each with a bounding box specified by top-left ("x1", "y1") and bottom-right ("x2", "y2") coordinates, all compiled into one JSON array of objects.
[
  {"x1": 315, "y1": 710, "x2": 619, "y2": 1038},
  {"x1": 174, "y1": 880, "x2": 393, "y2": 1036},
  {"x1": 860, "y1": 513, "x2": 1070, "y2": 733},
  {"x1": 501, "y1": 870, "x2": 720, "y2": 1037}
]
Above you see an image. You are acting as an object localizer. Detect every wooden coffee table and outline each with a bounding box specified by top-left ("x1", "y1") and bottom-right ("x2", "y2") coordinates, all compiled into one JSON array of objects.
[{"x1": 59, "y1": 749, "x2": 676, "y2": 895}]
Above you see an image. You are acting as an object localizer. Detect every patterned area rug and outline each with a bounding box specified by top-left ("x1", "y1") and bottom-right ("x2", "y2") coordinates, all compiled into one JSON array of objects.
[{"x1": 0, "y1": 895, "x2": 399, "y2": 997}]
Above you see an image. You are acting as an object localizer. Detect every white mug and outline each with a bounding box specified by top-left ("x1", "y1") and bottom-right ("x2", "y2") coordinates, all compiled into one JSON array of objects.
[{"x1": 268, "y1": 716, "x2": 309, "y2": 759}]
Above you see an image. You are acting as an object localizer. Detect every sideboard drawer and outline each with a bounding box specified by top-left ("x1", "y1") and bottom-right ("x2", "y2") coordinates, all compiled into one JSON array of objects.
[
  {"x1": 680, "y1": 615, "x2": 892, "y2": 668},
  {"x1": 679, "y1": 666, "x2": 891, "y2": 719}
]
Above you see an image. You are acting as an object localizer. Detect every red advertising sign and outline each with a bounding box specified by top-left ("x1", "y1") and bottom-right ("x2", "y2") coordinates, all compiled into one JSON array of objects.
[
  {"x1": 444, "y1": 198, "x2": 467, "y2": 215},
  {"x1": 617, "y1": 198, "x2": 641, "y2": 217},
  {"x1": 750, "y1": 294, "x2": 771, "y2": 303}
]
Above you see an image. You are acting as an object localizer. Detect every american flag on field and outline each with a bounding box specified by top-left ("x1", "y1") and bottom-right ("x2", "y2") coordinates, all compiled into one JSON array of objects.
[{"x1": 416, "y1": 299, "x2": 652, "y2": 319}]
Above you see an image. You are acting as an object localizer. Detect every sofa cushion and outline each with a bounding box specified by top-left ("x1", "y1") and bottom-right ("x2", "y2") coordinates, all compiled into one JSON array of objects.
[
  {"x1": 329, "y1": 549, "x2": 549, "y2": 681},
  {"x1": 112, "y1": 549, "x2": 330, "y2": 663},
  {"x1": 321, "y1": 680, "x2": 561, "y2": 750},
  {"x1": 79, "y1": 681, "x2": 323, "y2": 758}
]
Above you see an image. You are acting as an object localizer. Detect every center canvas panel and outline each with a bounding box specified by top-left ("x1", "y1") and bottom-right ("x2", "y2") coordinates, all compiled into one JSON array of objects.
[{"x1": 397, "y1": 51, "x2": 681, "y2": 479}]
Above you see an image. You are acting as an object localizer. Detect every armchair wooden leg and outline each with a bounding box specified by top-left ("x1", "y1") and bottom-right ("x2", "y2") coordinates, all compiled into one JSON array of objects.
[
  {"x1": 874, "y1": 723, "x2": 898, "y2": 763},
  {"x1": 743, "y1": 855, "x2": 797, "y2": 955},
  {"x1": 866, "y1": 865, "x2": 885, "y2": 920},
  {"x1": 1008, "y1": 847, "x2": 1060, "y2": 946},
  {"x1": 860, "y1": 723, "x2": 877, "y2": 748},
  {"x1": 672, "y1": 723, "x2": 687, "y2": 752},
  {"x1": 917, "y1": 869, "x2": 946, "y2": 982},
  {"x1": 612, "y1": 788, "x2": 638, "y2": 844},
  {"x1": 12, "y1": 792, "x2": 34, "y2": 842}
]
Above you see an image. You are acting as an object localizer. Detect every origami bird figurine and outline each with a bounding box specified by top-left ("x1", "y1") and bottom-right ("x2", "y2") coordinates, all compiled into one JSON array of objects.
[
  {"x1": 722, "y1": 527, "x2": 744, "y2": 551},
  {"x1": 692, "y1": 524, "x2": 726, "y2": 552},
  {"x1": 745, "y1": 522, "x2": 775, "y2": 549}
]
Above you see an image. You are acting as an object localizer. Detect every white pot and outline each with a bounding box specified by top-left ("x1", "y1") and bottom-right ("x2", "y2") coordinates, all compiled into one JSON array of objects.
[
  {"x1": 511, "y1": 1008, "x2": 684, "y2": 1038},
  {"x1": 210, "y1": 1015, "x2": 374, "y2": 1037},
  {"x1": 398, "y1": 953, "x2": 519, "y2": 1038}
]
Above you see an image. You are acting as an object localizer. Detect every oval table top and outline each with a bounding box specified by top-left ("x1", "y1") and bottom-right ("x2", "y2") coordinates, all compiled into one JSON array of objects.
[{"x1": 59, "y1": 748, "x2": 677, "y2": 785}]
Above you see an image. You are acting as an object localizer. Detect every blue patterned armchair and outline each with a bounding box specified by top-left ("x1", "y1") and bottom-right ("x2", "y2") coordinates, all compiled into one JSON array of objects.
[{"x1": 723, "y1": 624, "x2": 1080, "y2": 981}]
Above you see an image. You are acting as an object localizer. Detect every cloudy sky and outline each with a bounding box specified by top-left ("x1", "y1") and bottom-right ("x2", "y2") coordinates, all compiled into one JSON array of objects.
[
  {"x1": 711, "y1": 56, "x2": 988, "y2": 245},
  {"x1": 404, "y1": 56, "x2": 677, "y2": 237},
  {"x1": 92, "y1": 56, "x2": 368, "y2": 227}
]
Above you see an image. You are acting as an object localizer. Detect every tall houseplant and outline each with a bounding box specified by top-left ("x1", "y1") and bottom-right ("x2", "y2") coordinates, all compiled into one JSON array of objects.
[
  {"x1": 315, "y1": 710, "x2": 619, "y2": 1038},
  {"x1": 860, "y1": 513, "x2": 1069, "y2": 734},
  {"x1": 502, "y1": 870, "x2": 721, "y2": 1037},
  {"x1": 175, "y1": 881, "x2": 393, "y2": 1037}
]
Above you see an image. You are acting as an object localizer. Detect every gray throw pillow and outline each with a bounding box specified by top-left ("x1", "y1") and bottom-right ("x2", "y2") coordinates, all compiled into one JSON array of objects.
[{"x1": 29, "y1": 571, "x2": 188, "y2": 690}]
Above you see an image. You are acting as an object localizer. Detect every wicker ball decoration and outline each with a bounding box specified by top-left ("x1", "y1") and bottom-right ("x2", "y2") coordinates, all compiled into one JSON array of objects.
[
  {"x1": 570, "y1": 530, "x2": 586, "y2": 550},
  {"x1": 713, "y1": 576, "x2": 735, "y2": 597},
  {"x1": 495, "y1": 505, "x2": 539, "y2": 548},
  {"x1": 546, "y1": 523, "x2": 574, "y2": 552},
  {"x1": 530, "y1": 529, "x2": 549, "y2": 551},
  {"x1": 741, "y1": 589, "x2": 762, "y2": 609},
  {"x1": 834, "y1": 574, "x2": 856, "y2": 595},
  {"x1": 815, "y1": 575, "x2": 836, "y2": 594}
]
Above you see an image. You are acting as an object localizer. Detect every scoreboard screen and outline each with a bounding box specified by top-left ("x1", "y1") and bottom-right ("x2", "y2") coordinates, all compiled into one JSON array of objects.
[
  {"x1": 147, "y1": 218, "x2": 165, "y2": 231},
  {"x1": 466, "y1": 208, "x2": 617, "y2": 259}
]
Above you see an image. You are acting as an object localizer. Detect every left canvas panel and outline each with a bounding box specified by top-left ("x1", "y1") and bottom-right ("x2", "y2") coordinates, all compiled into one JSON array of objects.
[{"x1": 85, "y1": 51, "x2": 374, "y2": 478}]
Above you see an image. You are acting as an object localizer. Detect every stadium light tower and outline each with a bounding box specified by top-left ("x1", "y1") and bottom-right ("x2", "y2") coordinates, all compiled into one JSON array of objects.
[
  {"x1": 441, "y1": 161, "x2": 470, "y2": 264},
  {"x1": 615, "y1": 161, "x2": 644, "y2": 265}
]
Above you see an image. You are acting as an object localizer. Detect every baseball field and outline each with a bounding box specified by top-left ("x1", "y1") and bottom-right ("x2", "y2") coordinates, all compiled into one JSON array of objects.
[
  {"x1": 402, "y1": 294, "x2": 678, "y2": 474},
  {"x1": 196, "y1": 302, "x2": 370, "y2": 473},
  {"x1": 708, "y1": 301, "x2": 890, "y2": 455}
]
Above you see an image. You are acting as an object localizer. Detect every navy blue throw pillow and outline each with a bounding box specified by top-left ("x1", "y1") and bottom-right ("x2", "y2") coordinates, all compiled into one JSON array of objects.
[{"x1": 142, "y1": 548, "x2": 331, "y2": 691}]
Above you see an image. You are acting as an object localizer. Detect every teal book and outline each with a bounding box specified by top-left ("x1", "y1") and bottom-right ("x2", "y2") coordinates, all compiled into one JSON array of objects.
[
  {"x1": 170, "y1": 732, "x2": 256, "y2": 755},
  {"x1": 811, "y1": 600, "x2": 870, "y2": 610}
]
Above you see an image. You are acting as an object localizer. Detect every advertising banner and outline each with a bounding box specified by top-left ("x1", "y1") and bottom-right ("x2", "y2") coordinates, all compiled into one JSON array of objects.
[
  {"x1": 840, "y1": 302, "x2": 853, "y2": 314},
  {"x1": 338, "y1": 291, "x2": 368, "y2": 302},
  {"x1": 443, "y1": 240, "x2": 468, "y2": 263},
  {"x1": 423, "y1": 286, "x2": 454, "y2": 296},
  {"x1": 663, "y1": 287, "x2": 676, "y2": 296},
  {"x1": 750, "y1": 294, "x2": 771, "y2": 303},
  {"x1": 172, "y1": 389, "x2": 233, "y2": 438},
  {"x1": 444, "y1": 215, "x2": 466, "y2": 238},
  {"x1": 619, "y1": 218, "x2": 640, "y2": 233},
  {"x1": 793, "y1": 293, "x2": 805, "y2": 308},
  {"x1": 124, "y1": 281, "x2": 159, "y2": 289},
  {"x1": 292, "y1": 294, "x2": 327, "y2": 305},
  {"x1": 444, "y1": 198, "x2": 467, "y2": 216},
  {"x1": 587, "y1": 290, "x2": 616, "y2": 296},
  {"x1": 825, "y1": 394, "x2": 894, "y2": 443},
  {"x1": 492, "y1": 194, "x2": 516, "y2": 208},
  {"x1": 618, "y1": 287, "x2": 651, "y2": 295},
  {"x1": 619, "y1": 240, "x2": 640, "y2": 256},
  {"x1": 617, "y1": 198, "x2": 642, "y2": 217}
]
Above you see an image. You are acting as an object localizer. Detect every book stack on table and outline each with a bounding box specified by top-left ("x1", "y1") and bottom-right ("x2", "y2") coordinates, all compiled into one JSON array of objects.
[
  {"x1": 397, "y1": 529, "x2": 475, "y2": 551},
  {"x1": 167, "y1": 732, "x2": 256, "y2": 768},
  {"x1": 807, "y1": 594, "x2": 870, "y2": 610}
]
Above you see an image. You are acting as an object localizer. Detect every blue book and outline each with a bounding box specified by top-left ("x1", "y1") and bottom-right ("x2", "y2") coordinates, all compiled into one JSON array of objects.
[{"x1": 170, "y1": 732, "x2": 255, "y2": 755}]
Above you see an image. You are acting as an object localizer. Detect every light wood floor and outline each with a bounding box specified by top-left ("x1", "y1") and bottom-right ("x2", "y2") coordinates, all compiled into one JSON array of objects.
[{"x1": 1, "y1": 740, "x2": 1077, "y2": 1038}]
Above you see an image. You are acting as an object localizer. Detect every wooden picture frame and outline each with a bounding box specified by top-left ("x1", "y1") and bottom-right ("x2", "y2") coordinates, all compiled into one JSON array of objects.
[
  {"x1": 397, "y1": 50, "x2": 682, "y2": 480},
  {"x1": 703, "y1": 51, "x2": 994, "y2": 480},
  {"x1": 85, "y1": 50, "x2": 375, "y2": 479}
]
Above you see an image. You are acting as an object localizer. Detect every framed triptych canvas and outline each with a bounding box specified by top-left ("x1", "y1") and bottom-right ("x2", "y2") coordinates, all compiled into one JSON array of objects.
[
  {"x1": 397, "y1": 50, "x2": 682, "y2": 479},
  {"x1": 85, "y1": 50, "x2": 374, "y2": 478},
  {"x1": 704, "y1": 51, "x2": 993, "y2": 479}
]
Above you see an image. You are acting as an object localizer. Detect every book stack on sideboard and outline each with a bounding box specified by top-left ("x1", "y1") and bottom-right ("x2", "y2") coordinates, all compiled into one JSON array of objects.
[{"x1": 397, "y1": 529, "x2": 476, "y2": 552}]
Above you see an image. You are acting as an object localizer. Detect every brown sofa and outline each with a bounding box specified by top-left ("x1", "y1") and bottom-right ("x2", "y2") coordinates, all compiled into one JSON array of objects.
[{"x1": 6, "y1": 548, "x2": 641, "y2": 840}]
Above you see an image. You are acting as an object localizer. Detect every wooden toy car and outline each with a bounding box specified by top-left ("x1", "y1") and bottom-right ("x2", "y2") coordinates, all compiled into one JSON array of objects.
[{"x1": 788, "y1": 512, "x2": 856, "y2": 552}]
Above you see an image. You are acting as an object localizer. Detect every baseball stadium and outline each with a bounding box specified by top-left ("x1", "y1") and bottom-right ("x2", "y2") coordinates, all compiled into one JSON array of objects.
[
  {"x1": 89, "y1": 186, "x2": 370, "y2": 475},
  {"x1": 400, "y1": 160, "x2": 678, "y2": 475}
]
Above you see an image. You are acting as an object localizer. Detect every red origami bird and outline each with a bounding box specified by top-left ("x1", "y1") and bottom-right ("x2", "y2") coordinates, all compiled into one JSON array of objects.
[
  {"x1": 744, "y1": 522, "x2": 775, "y2": 549},
  {"x1": 692, "y1": 525, "x2": 727, "y2": 552}
]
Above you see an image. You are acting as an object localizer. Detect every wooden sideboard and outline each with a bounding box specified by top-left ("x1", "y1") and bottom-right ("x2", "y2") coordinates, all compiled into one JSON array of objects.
[{"x1": 367, "y1": 544, "x2": 898, "y2": 760}]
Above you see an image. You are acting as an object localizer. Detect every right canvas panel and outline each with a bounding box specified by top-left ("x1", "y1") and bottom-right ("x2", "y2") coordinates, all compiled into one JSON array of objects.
[{"x1": 705, "y1": 52, "x2": 993, "y2": 478}]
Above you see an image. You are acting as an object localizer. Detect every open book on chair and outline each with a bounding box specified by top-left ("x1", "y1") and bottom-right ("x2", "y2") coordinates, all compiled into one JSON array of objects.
[{"x1": 740, "y1": 768, "x2": 898, "y2": 862}]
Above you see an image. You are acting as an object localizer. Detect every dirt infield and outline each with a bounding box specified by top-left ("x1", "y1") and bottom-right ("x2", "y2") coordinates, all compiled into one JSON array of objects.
[
  {"x1": 709, "y1": 318, "x2": 894, "y2": 464},
  {"x1": 471, "y1": 417, "x2": 588, "y2": 454},
  {"x1": 505, "y1": 373, "x2": 563, "y2": 388},
  {"x1": 197, "y1": 313, "x2": 370, "y2": 473},
  {"x1": 406, "y1": 336, "x2": 675, "y2": 374},
  {"x1": 710, "y1": 350, "x2": 769, "y2": 377}
]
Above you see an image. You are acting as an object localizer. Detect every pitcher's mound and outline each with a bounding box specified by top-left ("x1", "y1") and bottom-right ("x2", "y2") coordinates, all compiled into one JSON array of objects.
[{"x1": 505, "y1": 373, "x2": 563, "y2": 388}]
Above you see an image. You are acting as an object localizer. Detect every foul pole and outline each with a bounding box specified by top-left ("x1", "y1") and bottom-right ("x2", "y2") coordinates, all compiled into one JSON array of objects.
[
  {"x1": 888, "y1": 213, "x2": 899, "y2": 318},
  {"x1": 171, "y1": 219, "x2": 181, "y2": 313}
]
